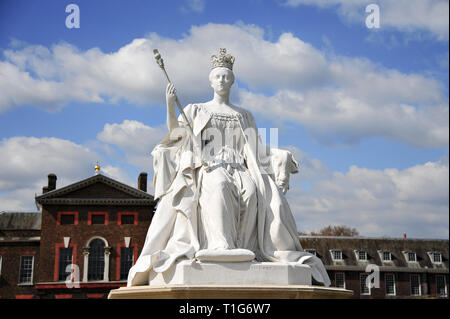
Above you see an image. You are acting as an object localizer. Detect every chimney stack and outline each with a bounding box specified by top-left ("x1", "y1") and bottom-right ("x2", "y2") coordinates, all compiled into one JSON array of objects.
[
  {"x1": 138, "y1": 172, "x2": 147, "y2": 192},
  {"x1": 47, "y1": 173, "x2": 57, "y2": 192}
]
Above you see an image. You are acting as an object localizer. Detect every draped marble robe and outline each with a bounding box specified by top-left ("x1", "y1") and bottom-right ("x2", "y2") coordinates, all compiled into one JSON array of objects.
[{"x1": 127, "y1": 103, "x2": 331, "y2": 287}]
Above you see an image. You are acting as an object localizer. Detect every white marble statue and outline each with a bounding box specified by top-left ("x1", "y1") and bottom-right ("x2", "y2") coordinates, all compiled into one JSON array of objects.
[{"x1": 127, "y1": 48, "x2": 331, "y2": 287}]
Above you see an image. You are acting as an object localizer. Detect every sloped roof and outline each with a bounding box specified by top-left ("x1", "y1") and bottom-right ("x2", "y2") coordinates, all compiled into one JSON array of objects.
[
  {"x1": 299, "y1": 236, "x2": 449, "y2": 273},
  {"x1": 35, "y1": 173, "x2": 155, "y2": 206},
  {"x1": 0, "y1": 211, "x2": 41, "y2": 230}
]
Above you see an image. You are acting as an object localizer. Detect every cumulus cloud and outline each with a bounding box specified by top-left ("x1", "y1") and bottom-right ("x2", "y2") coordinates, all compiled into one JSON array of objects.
[
  {"x1": 97, "y1": 119, "x2": 167, "y2": 171},
  {"x1": 284, "y1": 0, "x2": 449, "y2": 41},
  {"x1": 0, "y1": 23, "x2": 447, "y2": 148},
  {"x1": 0, "y1": 136, "x2": 133, "y2": 210},
  {"x1": 286, "y1": 147, "x2": 449, "y2": 238}
]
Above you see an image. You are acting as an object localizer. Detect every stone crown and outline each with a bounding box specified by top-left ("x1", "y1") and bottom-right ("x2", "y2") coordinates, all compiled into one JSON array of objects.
[{"x1": 211, "y1": 48, "x2": 235, "y2": 70}]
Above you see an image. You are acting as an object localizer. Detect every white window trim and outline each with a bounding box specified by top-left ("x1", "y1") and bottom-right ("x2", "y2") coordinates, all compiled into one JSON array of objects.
[
  {"x1": 82, "y1": 236, "x2": 110, "y2": 283},
  {"x1": 436, "y1": 275, "x2": 447, "y2": 297},
  {"x1": 335, "y1": 272, "x2": 345, "y2": 289},
  {"x1": 385, "y1": 273, "x2": 396, "y2": 296},
  {"x1": 330, "y1": 249, "x2": 343, "y2": 261},
  {"x1": 410, "y1": 274, "x2": 421, "y2": 296},
  {"x1": 402, "y1": 250, "x2": 418, "y2": 263},
  {"x1": 360, "y1": 273, "x2": 371, "y2": 295},
  {"x1": 354, "y1": 250, "x2": 368, "y2": 261},
  {"x1": 0, "y1": 255, "x2": 2, "y2": 277},
  {"x1": 378, "y1": 250, "x2": 392, "y2": 262},
  {"x1": 427, "y1": 251, "x2": 443, "y2": 264},
  {"x1": 18, "y1": 255, "x2": 35, "y2": 285}
]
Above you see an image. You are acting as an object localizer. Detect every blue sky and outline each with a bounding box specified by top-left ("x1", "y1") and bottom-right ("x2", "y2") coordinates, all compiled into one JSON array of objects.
[{"x1": 0, "y1": 0, "x2": 448, "y2": 238}]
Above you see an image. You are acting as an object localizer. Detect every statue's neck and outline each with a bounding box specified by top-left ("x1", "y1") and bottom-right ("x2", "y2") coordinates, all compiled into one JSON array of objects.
[{"x1": 213, "y1": 92, "x2": 230, "y2": 106}]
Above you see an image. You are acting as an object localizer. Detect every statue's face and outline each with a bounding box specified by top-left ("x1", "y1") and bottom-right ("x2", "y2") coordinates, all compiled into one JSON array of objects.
[{"x1": 209, "y1": 67, "x2": 234, "y2": 95}]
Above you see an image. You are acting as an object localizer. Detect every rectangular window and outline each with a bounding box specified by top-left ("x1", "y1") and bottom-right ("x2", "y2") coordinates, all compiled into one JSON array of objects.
[
  {"x1": 432, "y1": 252, "x2": 442, "y2": 263},
  {"x1": 19, "y1": 255, "x2": 34, "y2": 284},
  {"x1": 332, "y1": 250, "x2": 343, "y2": 260},
  {"x1": 120, "y1": 247, "x2": 134, "y2": 280},
  {"x1": 335, "y1": 272, "x2": 345, "y2": 289},
  {"x1": 60, "y1": 214, "x2": 75, "y2": 225},
  {"x1": 91, "y1": 214, "x2": 105, "y2": 225},
  {"x1": 57, "y1": 212, "x2": 78, "y2": 225},
  {"x1": 360, "y1": 273, "x2": 370, "y2": 295},
  {"x1": 407, "y1": 252, "x2": 417, "y2": 262},
  {"x1": 382, "y1": 251, "x2": 391, "y2": 261},
  {"x1": 385, "y1": 273, "x2": 396, "y2": 296},
  {"x1": 410, "y1": 274, "x2": 421, "y2": 296},
  {"x1": 358, "y1": 251, "x2": 367, "y2": 261},
  {"x1": 88, "y1": 212, "x2": 108, "y2": 225},
  {"x1": 436, "y1": 275, "x2": 447, "y2": 297},
  {"x1": 121, "y1": 214, "x2": 135, "y2": 225},
  {"x1": 58, "y1": 247, "x2": 73, "y2": 281}
]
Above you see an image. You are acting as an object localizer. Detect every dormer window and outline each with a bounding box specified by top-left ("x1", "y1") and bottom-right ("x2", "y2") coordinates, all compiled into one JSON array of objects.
[
  {"x1": 407, "y1": 252, "x2": 417, "y2": 262},
  {"x1": 331, "y1": 250, "x2": 343, "y2": 261},
  {"x1": 382, "y1": 251, "x2": 392, "y2": 261},
  {"x1": 356, "y1": 250, "x2": 367, "y2": 261},
  {"x1": 428, "y1": 251, "x2": 442, "y2": 264}
]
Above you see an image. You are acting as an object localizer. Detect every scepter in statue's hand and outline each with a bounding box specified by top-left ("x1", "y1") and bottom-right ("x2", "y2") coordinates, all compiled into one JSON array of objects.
[
  {"x1": 153, "y1": 49, "x2": 194, "y2": 136},
  {"x1": 153, "y1": 49, "x2": 209, "y2": 171}
]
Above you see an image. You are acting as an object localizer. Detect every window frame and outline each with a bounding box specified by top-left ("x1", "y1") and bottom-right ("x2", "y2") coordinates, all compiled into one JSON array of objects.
[
  {"x1": 54, "y1": 243, "x2": 77, "y2": 282},
  {"x1": 360, "y1": 273, "x2": 371, "y2": 295},
  {"x1": 385, "y1": 273, "x2": 396, "y2": 296},
  {"x1": 410, "y1": 274, "x2": 421, "y2": 296},
  {"x1": 335, "y1": 272, "x2": 345, "y2": 289},
  {"x1": 330, "y1": 249, "x2": 343, "y2": 261},
  {"x1": 88, "y1": 212, "x2": 109, "y2": 226},
  {"x1": 57, "y1": 211, "x2": 79, "y2": 225},
  {"x1": 428, "y1": 251, "x2": 443, "y2": 264},
  {"x1": 436, "y1": 275, "x2": 447, "y2": 297},
  {"x1": 83, "y1": 237, "x2": 110, "y2": 282},
  {"x1": 18, "y1": 255, "x2": 35, "y2": 285},
  {"x1": 118, "y1": 212, "x2": 138, "y2": 226},
  {"x1": 355, "y1": 250, "x2": 368, "y2": 261}
]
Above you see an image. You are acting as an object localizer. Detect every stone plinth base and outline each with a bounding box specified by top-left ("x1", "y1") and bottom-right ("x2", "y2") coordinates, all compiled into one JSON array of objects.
[
  {"x1": 149, "y1": 260, "x2": 312, "y2": 285},
  {"x1": 108, "y1": 284, "x2": 353, "y2": 299}
]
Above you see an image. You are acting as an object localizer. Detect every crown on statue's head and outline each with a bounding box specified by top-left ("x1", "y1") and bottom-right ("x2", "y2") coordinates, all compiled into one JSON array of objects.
[{"x1": 211, "y1": 48, "x2": 235, "y2": 71}]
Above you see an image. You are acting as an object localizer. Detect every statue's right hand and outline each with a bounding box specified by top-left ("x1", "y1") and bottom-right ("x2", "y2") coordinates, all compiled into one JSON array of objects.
[{"x1": 166, "y1": 83, "x2": 177, "y2": 106}]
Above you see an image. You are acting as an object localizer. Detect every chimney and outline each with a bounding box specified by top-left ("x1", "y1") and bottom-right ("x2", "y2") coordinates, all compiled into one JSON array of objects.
[
  {"x1": 47, "y1": 173, "x2": 57, "y2": 192},
  {"x1": 138, "y1": 172, "x2": 147, "y2": 192}
]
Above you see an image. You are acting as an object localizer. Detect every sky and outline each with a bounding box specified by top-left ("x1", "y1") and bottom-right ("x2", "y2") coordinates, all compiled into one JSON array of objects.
[{"x1": 0, "y1": 0, "x2": 448, "y2": 238}]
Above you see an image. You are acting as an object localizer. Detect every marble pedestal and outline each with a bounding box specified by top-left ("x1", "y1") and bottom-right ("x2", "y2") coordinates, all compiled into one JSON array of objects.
[
  {"x1": 108, "y1": 260, "x2": 353, "y2": 299},
  {"x1": 149, "y1": 260, "x2": 312, "y2": 285}
]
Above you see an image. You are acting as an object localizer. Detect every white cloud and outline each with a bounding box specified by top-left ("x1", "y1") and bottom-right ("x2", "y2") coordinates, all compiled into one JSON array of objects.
[
  {"x1": 181, "y1": 0, "x2": 206, "y2": 13},
  {"x1": 284, "y1": 0, "x2": 449, "y2": 41},
  {"x1": 286, "y1": 148, "x2": 449, "y2": 238},
  {"x1": 97, "y1": 119, "x2": 167, "y2": 171},
  {"x1": 0, "y1": 23, "x2": 447, "y2": 148},
  {"x1": 0, "y1": 136, "x2": 133, "y2": 210}
]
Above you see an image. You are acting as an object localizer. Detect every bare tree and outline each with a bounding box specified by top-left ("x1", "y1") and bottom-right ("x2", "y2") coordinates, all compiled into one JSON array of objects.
[{"x1": 307, "y1": 225, "x2": 359, "y2": 237}]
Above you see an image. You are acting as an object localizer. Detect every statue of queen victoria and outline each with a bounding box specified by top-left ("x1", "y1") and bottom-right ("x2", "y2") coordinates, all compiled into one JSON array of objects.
[{"x1": 127, "y1": 48, "x2": 331, "y2": 287}]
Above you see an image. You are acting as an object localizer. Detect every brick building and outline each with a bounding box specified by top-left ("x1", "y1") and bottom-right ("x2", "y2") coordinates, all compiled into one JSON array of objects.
[
  {"x1": 0, "y1": 172, "x2": 448, "y2": 299},
  {"x1": 1, "y1": 171, "x2": 156, "y2": 299}
]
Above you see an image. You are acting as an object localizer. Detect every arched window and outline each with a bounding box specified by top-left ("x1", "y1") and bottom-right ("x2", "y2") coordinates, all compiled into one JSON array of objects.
[
  {"x1": 88, "y1": 239, "x2": 105, "y2": 281},
  {"x1": 82, "y1": 237, "x2": 110, "y2": 282}
]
